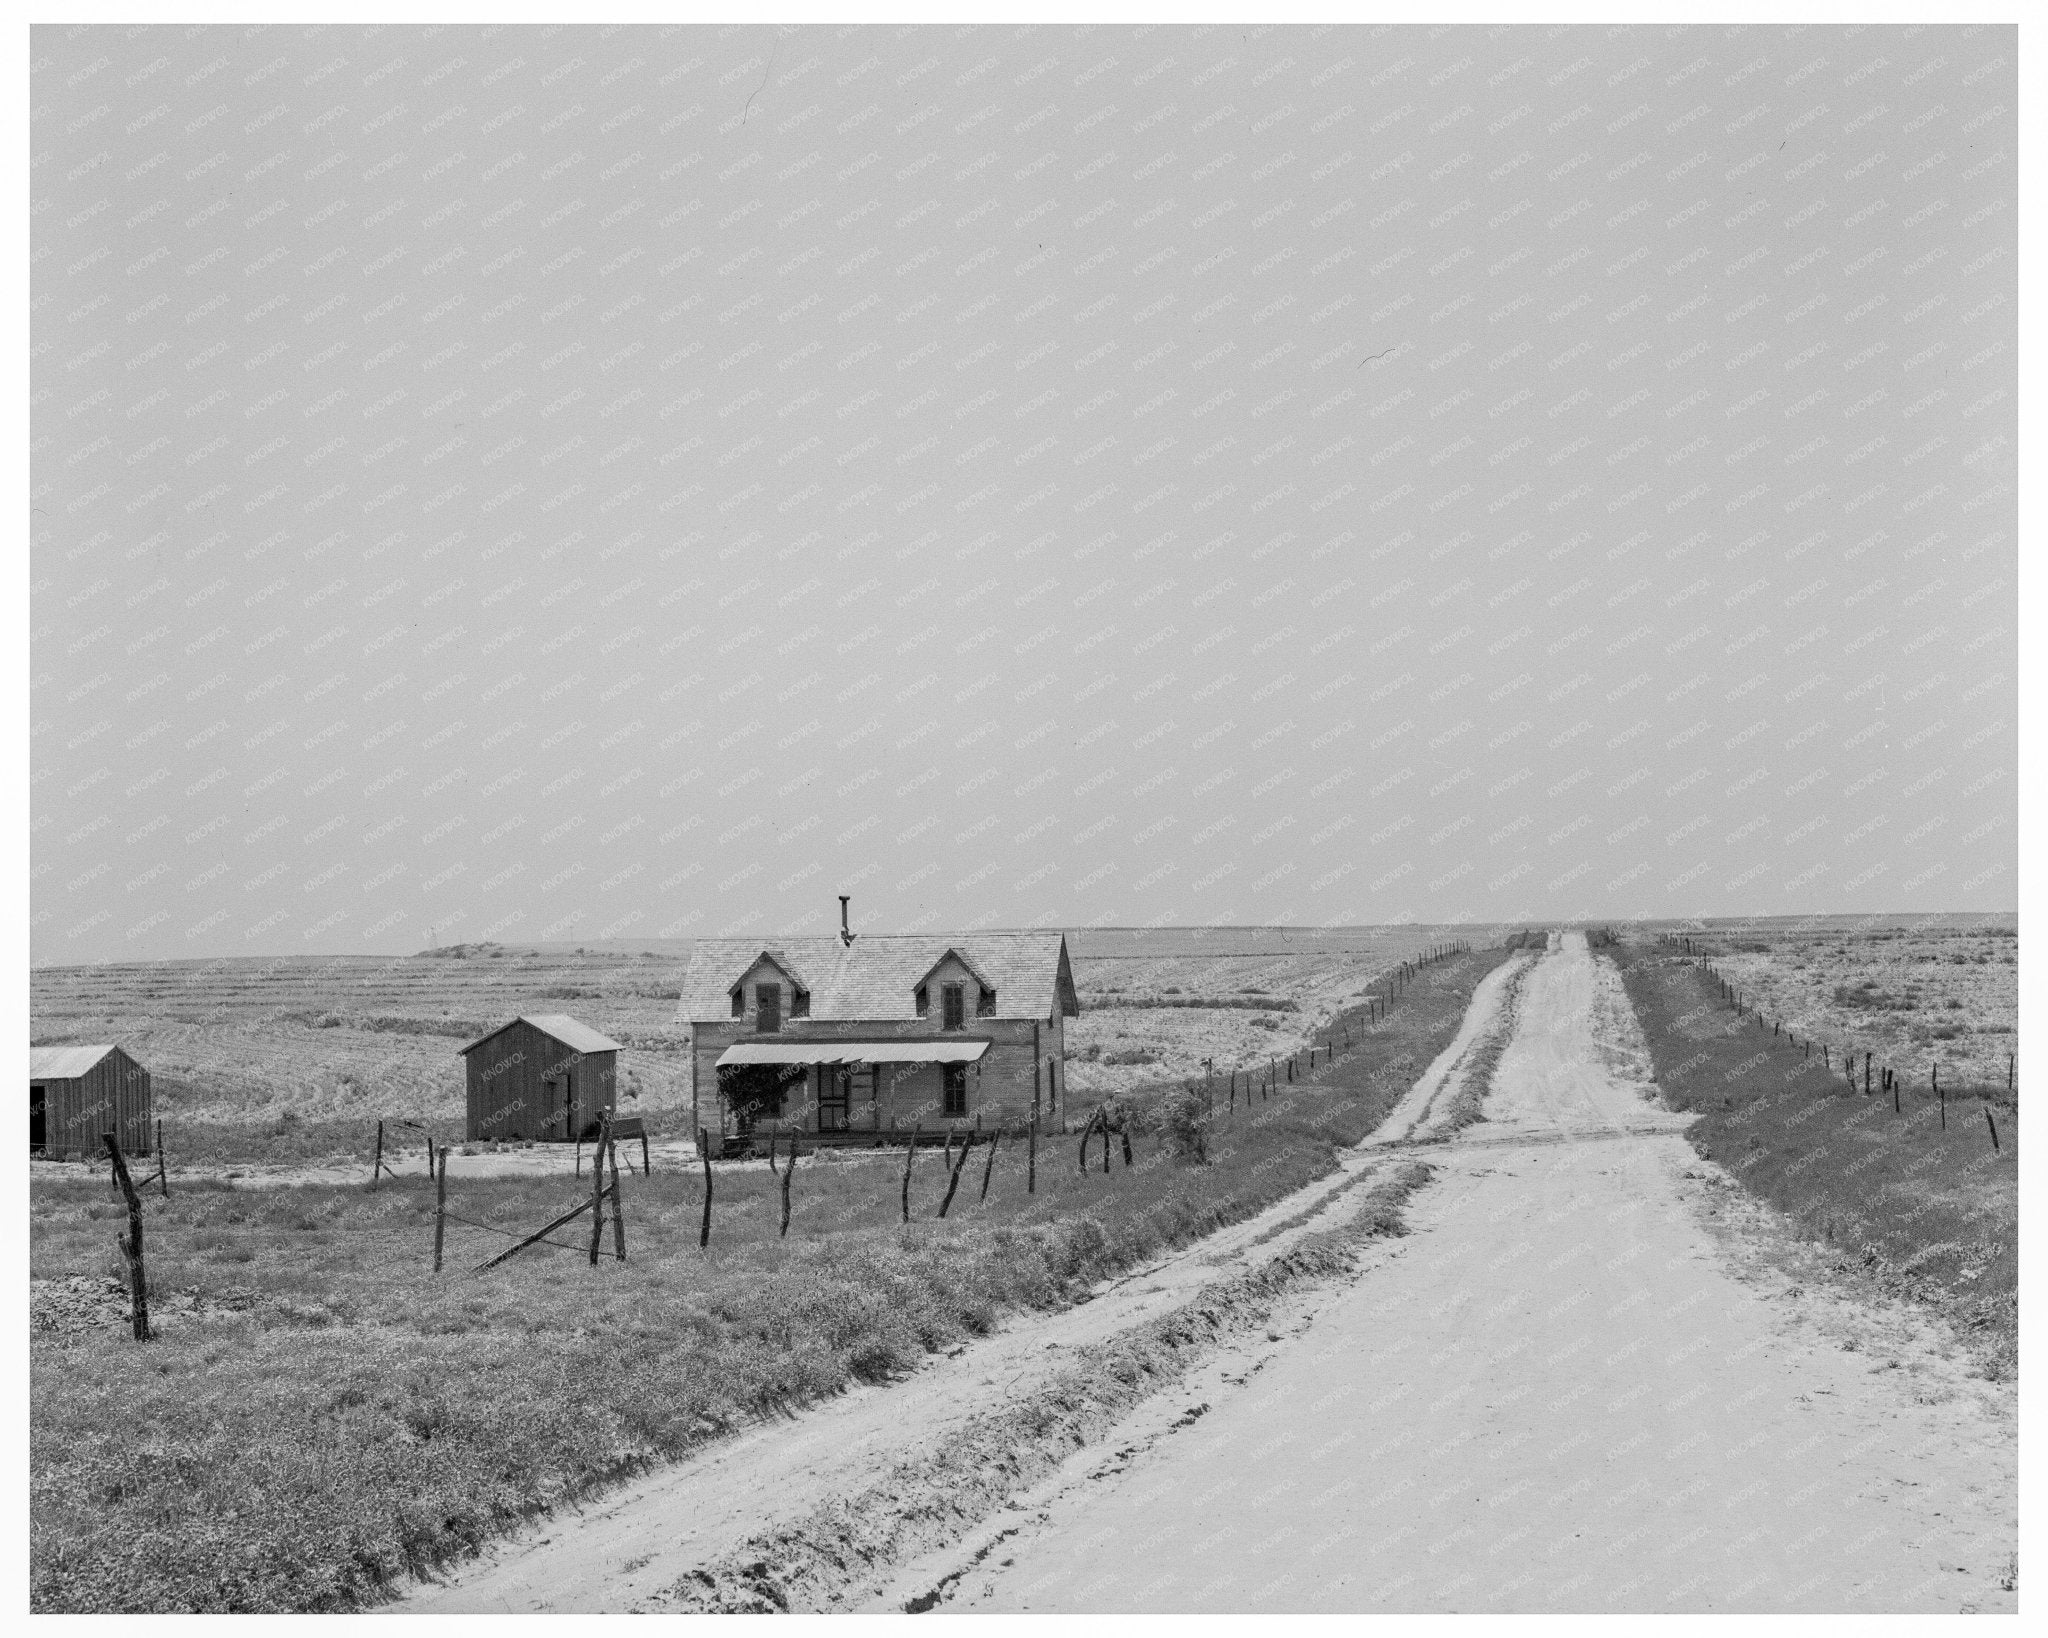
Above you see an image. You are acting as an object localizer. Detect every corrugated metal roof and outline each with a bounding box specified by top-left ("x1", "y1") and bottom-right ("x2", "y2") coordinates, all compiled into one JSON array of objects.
[
  {"x1": 457, "y1": 1014, "x2": 623, "y2": 1056},
  {"x1": 676, "y1": 933, "x2": 1077, "y2": 1024},
  {"x1": 716, "y1": 1039, "x2": 992, "y2": 1068},
  {"x1": 29, "y1": 1044, "x2": 118, "y2": 1079}
]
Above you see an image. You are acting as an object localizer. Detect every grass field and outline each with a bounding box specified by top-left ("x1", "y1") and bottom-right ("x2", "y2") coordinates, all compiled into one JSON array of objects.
[
  {"x1": 1677, "y1": 920, "x2": 2018, "y2": 1095},
  {"x1": 30, "y1": 942, "x2": 1509, "y2": 1613},
  {"x1": 28, "y1": 925, "x2": 1506, "y2": 1169},
  {"x1": 1608, "y1": 938, "x2": 2017, "y2": 1379}
]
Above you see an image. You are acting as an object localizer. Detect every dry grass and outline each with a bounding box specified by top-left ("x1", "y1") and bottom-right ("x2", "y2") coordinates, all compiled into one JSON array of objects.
[
  {"x1": 1660, "y1": 918, "x2": 2018, "y2": 1095},
  {"x1": 30, "y1": 945, "x2": 1511, "y2": 1613},
  {"x1": 1610, "y1": 941, "x2": 2017, "y2": 1380}
]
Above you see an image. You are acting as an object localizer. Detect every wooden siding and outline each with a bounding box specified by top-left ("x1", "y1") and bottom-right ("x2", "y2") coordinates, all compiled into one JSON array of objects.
[
  {"x1": 464, "y1": 1020, "x2": 616, "y2": 1142},
  {"x1": 32, "y1": 1049, "x2": 151, "y2": 1157},
  {"x1": 691, "y1": 1015, "x2": 1067, "y2": 1139}
]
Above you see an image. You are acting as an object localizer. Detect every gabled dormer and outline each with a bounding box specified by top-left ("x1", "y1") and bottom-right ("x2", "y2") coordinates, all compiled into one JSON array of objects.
[
  {"x1": 728, "y1": 949, "x2": 812, "y2": 1032},
  {"x1": 913, "y1": 947, "x2": 996, "y2": 1030}
]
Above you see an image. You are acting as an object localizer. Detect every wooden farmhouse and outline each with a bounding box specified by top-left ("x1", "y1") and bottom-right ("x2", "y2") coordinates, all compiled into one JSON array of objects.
[
  {"x1": 30, "y1": 1045, "x2": 151, "y2": 1158},
  {"x1": 674, "y1": 932, "x2": 1080, "y2": 1151},
  {"x1": 457, "y1": 1014, "x2": 621, "y2": 1143}
]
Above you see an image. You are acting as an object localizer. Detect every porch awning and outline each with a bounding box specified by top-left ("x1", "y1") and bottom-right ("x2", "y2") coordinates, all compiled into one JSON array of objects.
[{"x1": 715, "y1": 1039, "x2": 992, "y2": 1068}]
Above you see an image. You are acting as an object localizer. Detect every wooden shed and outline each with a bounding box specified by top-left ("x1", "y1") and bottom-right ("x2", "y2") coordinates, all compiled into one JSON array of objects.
[
  {"x1": 458, "y1": 1014, "x2": 621, "y2": 1142},
  {"x1": 30, "y1": 1044, "x2": 151, "y2": 1158}
]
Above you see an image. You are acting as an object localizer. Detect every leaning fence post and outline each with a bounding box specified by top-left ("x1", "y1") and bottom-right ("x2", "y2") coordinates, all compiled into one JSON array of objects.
[
  {"x1": 1985, "y1": 1106, "x2": 2000, "y2": 1153},
  {"x1": 433, "y1": 1148, "x2": 448, "y2": 1273},
  {"x1": 939, "y1": 1131, "x2": 974, "y2": 1217},
  {"x1": 979, "y1": 1128, "x2": 1002, "y2": 1202},
  {"x1": 104, "y1": 1135, "x2": 151, "y2": 1342}
]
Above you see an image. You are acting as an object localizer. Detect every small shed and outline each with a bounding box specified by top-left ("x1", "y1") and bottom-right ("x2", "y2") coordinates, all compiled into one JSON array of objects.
[
  {"x1": 31, "y1": 1045, "x2": 151, "y2": 1157},
  {"x1": 458, "y1": 1014, "x2": 621, "y2": 1142}
]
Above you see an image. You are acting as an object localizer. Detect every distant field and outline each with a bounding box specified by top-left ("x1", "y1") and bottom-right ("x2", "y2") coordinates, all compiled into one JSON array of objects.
[
  {"x1": 1658, "y1": 917, "x2": 2019, "y2": 1095},
  {"x1": 29, "y1": 925, "x2": 1513, "y2": 1166}
]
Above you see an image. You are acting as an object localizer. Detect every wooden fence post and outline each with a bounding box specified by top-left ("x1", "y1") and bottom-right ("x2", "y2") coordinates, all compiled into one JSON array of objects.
[
  {"x1": 1028, "y1": 1108, "x2": 1037, "y2": 1195},
  {"x1": 780, "y1": 1136, "x2": 797, "y2": 1238},
  {"x1": 371, "y1": 1119, "x2": 385, "y2": 1188},
  {"x1": 1985, "y1": 1106, "x2": 2000, "y2": 1153},
  {"x1": 938, "y1": 1132, "x2": 974, "y2": 1218},
  {"x1": 156, "y1": 1119, "x2": 168, "y2": 1198},
  {"x1": 1937, "y1": 1064, "x2": 1945, "y2": 1130},
  {"x1": 588, "y1": 1115, "x2": 610, "y2": 1266},
  {"x1": 433, "y1": 1148, "x2": 448, "y2": 1273},
  {"x1": 979, "y1": 1128, "x2": 1001, "y2": 1202},
  {"x1": 902, "y1": 1125, "x2": 921, "y2": 1223},
  {"x1": 104, "y1": 1135, "x2": 150, "y2": 1342},
  {"x1": 698, "y1": 1127, "x2": 714, "y2": 1249},
  {"x1": 608, "y1": 1129, "x2": 627, "y2": 1262}
]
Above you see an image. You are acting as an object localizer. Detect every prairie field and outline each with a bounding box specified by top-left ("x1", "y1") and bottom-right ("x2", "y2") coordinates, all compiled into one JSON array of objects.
[
  {"x1": 28, "y1": 925, "x2": 1506, "y2": 1168},
  {"x1": 1669, "y1": 916, "x2": 2018, "y2": 1095},
  {"x1": 1608, "y1": 938, "x2": 2017, "y2": 1378},
  {"x1": 29, "y1": 944, "x2": 1505, "y2": 1612}
]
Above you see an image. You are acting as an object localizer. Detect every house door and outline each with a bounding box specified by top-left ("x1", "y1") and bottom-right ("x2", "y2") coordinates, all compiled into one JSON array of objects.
[
  {"x1": 818, "y1": 1066, "x2": 850, "y2": 1132},
  {"x1": 30, "y1": 1084, "x2": 46, "y2": 1151}
]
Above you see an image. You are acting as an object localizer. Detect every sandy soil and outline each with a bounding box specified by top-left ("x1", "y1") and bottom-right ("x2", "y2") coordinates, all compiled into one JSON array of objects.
[{"x1": 947, "y1": 933, "x2": 2017, "y2": 1613}]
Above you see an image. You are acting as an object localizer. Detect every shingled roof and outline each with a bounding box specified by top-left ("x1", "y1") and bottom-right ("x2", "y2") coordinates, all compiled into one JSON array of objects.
[
  {"x1": 30, "y1": 1044, "x2": 121, "y2": 1079},
  {"x1": 457, "y1": 1014, "x2": 623, "y2": 1057},
  {"x1": 675, "y1": 933, "x2": 1078, "y2": 1024}
]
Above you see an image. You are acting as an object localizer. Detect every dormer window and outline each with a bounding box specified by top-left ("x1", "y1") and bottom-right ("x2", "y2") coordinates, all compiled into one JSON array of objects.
[
  {"x1": 791, "y1": 987, "x2": 810, "y2": 1019},
  {"x1": 756, "y1": 983, "x2": 781, "y2": 1034},
  {"x1": 977, "y1": 984, "x2": 996, "y2": 1017},
  {"x1": 942, "y1": 983, "x2": 965, "y2": 1031},
  {"x1": 915, "y1": 983, "x2": 929, "y2": 1016}
]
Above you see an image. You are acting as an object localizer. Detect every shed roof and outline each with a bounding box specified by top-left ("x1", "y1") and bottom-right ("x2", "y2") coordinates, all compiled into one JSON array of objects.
[
  {"x1": 676, "y1": 933, "x2": 1078, "y2": 1024},
  {"x1": 457, "y1": 1014, "x2": 623, "y2": 1057},
  {"x1": 30, "y1": 1044, "x2": 122, "y2": 1079}
]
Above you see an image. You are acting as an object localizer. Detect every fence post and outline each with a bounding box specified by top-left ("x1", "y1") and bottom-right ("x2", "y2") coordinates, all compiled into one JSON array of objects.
[
  {"x1": 698, "y1": 1127, "x2": 714, "y2": 1249},
  {"x1": 433, "y1": 1148, "x2": 448, "y2": 1273},
  {"x1": 609, "y1": 1129, "x2": 627, "y2": 1262},
  {"x1": 779, "y1": 1136, "x2": 797, "y2": 1238},
  {"x1": 104, "y1": 1135, "x2": 151, "y2": 1342},
  {"x1": 371, "y1": 1119, "x2": 385, "y2": 1188},
  {"x1": 1028, "y1": 1108, "x2": 1037, "y2": 1195},
  {"x1": 1985, "y1": 1106, "x2": 2000, "y2": 1153},
  {"x1": 1937, "y1": 1064, "x2": 1945, "y2": 1130},
  {"x1": 156, "y1": 1119, "x2": 168, "y2": 1198},
  {"x1": 979, "y1": 1128, "x2": 1001, "y2": 1202},
  {"x1": 939, "y1": 1132, "x2": 974, "y2": 1217},
  {"x1": 901, "y1": 1125, "x2": 921, "y2": 1224},
  {"x1": 588, "y1": 1115, "x2": 610, "y2": 1266}
]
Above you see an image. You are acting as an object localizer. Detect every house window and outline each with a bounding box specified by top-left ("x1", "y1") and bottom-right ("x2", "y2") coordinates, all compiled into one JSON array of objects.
[
  {"x1": 731, "y1": 988, "x2": 745, "y2": 1018},
  {"x1": 756, "y1": 982, "x2": 781, "y2": 1034},
  {"x1": 942, "y1": 1064, "x2": 968, "y2": 1117},
  {"x1": 792, "y1": 987, "x2": 810, "y2": 1019},
  {"x1": 977, "y1": 984, "x2": 996, "y2": 1017},
  {"x1": 942, "y1": 983, "x2": 965, "y2": 1031},
  {"x1": 915, "y1": 983, "x2": 929, "y2": 1016}
]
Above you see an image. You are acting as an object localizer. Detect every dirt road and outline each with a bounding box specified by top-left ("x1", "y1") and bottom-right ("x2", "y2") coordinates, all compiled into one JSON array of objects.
[{"x1": 943, "y1": 933, "x2": 2016, "y2": 1613}]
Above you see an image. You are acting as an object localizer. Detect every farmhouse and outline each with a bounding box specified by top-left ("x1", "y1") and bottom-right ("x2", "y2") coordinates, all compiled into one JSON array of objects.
[
  {"x1": 457, "y1": 1014, "x2": 621, "y2": 1143},
  {"x1": 30, "y1": 1045, "x2": 151, "y2": 1158},
  {"x1": 675, "y1": 928, "x2": 1080, "y2": 1150}
]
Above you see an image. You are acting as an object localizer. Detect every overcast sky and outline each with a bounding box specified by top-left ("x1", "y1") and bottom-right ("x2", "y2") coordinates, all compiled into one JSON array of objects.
[{"x1": 30, "y1": 22, "x2": 2016, "y2": 965}]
